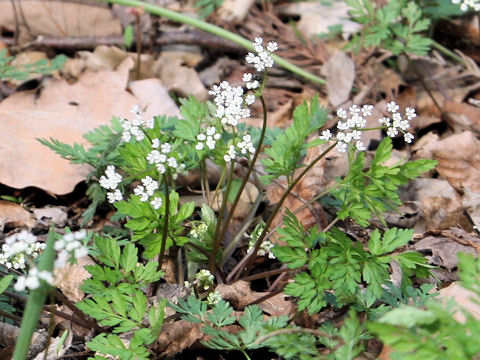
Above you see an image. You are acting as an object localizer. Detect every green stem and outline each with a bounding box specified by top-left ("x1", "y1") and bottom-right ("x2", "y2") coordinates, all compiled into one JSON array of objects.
[
  {"x1": 13, "y1": 229, "x2": 57, "y2": 360},
  {"x1": 241, "y1": 350, "x2": 252, "y2": 360},
  {"x1": 242, "y1": 141, "x2": 338, "y2": 276},
  {"x1": 217, "y1": 95, "x2": 269, "y2": 256},
  {"x1": 209, "y1": 160, "x2": 235, "y2": 273},
  {"x1": 97, "y1": 0, "x2": 326, "y2": 85},
  {"x1": 432, "y1": 40, "x2": 464, "y2": 65},
  {"x1": 158, "y1": 174, "x2": 170, "y2": 268}
]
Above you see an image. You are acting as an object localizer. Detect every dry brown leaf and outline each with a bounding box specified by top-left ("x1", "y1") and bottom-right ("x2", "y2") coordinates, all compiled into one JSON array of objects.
[
  {"x1": 216, "y1": 280, "x2": 295, "y2": 316},
  {"x1": 54, "y1": 256, "x2": 95, "y2": 303},
  {"x1": 33, "y1": 330, "x2": 72, "y2": 360},
  {"x1": 411, "y1": 178, "x2": 463, "y2": 231},
  {"x1": 322, "y1": 51, "x2": 355, "y2": 107},
  {"x1": 0, "y1": 200, "x2": 35, "y2": 229},
  {"x1": 0, "y1": 57, "x2": 180, "y2": 194},
  {"x1": 443, "y1": 100, "x2": 480, "y2": 133},
  {"x1": 154, "y1": 51, "x2": 208, "y2": 101},
  {"x1": 155, "y1": 320, "x2": 203, "y2": 357},
  {"x1": 0, "y1": 1, "x2": 121, "y2": 43},
  {"x1": 431, "y1": 131, "x2": 480, "y2": 194},
  {"x1": 413, "y1": 229, "x2": 480, "y2": 271},
  {"x1": 438, "y1": 283, "x2": 480, "y2": 322},
  {"x1": 218, "y1": 0, "x2": 255, "y2": 23},
  {"x1": 276, "y1": 2, "x2": 361, "y2": 39},
  {"x1": 33, "y1": 206, "x2": 68, "y2": 228}
]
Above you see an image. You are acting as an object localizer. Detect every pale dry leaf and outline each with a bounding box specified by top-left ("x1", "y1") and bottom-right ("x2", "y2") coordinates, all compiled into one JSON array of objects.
[
  {"x1": 0, "y1": 200, "x2": 35, "y2": 230},
  {"x1": 33, "y1": 206, "x2": 68, "y2": 228},
  {"x1": 275, "y1": 2, "x2": 361, "y2": 39},
  {"x1": 322, "y1": 51, "x2": 355, "y2": 107},
  {"x1": 0, "y1": 1, "x2": 121, "y2": 44},
  {"x1": 0, "y1": 57, "x2": 180, "y2": 194},
  {"x1": 443, "y1": 101, "x2": 480, "y2": 133},
  {"x1": 431, "y1": 131, "x2": 480, "y2": 194},
  {"x1": 154, "y1": 52, "x2": 208, "y2": 101},
  {"x1": 218, "y1": 0, "x2": 255, "y2": 23},
  {"x1": 439, "y1": 283, "x2": 480, "y2": 322},
  {"x1": 411, "y1": 178, "x2": 463, "y2": 231},
  {"x1": 413, "y1": 231, "x2": 479, "y2": 271},
  {"x1": 155, "y1": 320, "x2": 203, "y2": 357},
  {"x1": 54, "y1": 256, "x2": 95, "y2": 303},
  {"x1": 216, "y1": 280, "x2": 295, "y2": 316},
  {"x1": 33, "y1": 330, "x2": 72, "y2": 360}
]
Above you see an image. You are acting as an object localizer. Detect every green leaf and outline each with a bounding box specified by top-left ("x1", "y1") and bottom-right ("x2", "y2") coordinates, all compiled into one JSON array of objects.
[
  {"x1": 368, "y1": 228, "x2": 413, "y2": 255},
  {"x1": 0, "y1": 275, "x2": 13, "y2": 294},
  {"x1": 120, "y1": 243, "x2": 138, "y2": 275}
]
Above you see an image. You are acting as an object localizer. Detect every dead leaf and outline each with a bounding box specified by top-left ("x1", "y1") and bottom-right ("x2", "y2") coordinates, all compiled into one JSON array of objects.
[
  {"x1": 0, "y1": 200, "x2": 35, "y2": 229},
  {"x1": 431, "y1": 131, "x2": 480, "y2": 193},
  {"x1": 218, "y1": 0, "x2": 255, "y2": 23},
  {"x1": 216, "y1": 281, "x2": 295, "y2": 316},
  {"x1": 155, "y1": 320, "x2": 203, "y2": 357},
  {"x1": 33, "y1": 330, "x2": 72, "y2": 360},
  {"x1": 322, "y1": 51, "x2": 355, "y2": 107},
  {"x1": 33, "y1": 206, "x2": 68, "y2": 228},
  {"x1": 0, "y1": 1, "x2": 121, "y2": 44},
  {"x1": 276, "y1": 2, "x2": 361, "y2": 39},
  {"x1": 439, "y1": 283, "x2": 480, "y2": 322},
  {"x1": 154, "y1": 51, "x2": 208, "y2": 101},
  {"x1": 411, "y1": 178, "x2": 463, "y2": 231},
  {"x1": 413, "y1": 231, "x2": 480, "y2": 271},
  {"x1": 444, "y1": 101, "x2": 480, "y2": 133},
  {"x1": 0, "y1": 58, "x2": 180, "y2": 194},
  {"x1": 54, "y1": 256, "x2": 95, "y2": 303}
]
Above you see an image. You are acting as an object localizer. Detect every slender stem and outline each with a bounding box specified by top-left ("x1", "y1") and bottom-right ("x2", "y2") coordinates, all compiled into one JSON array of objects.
[
  {"x1": 217, "y1": 95, "x2": 269, "y2": 258},
  {"x1": 242, "y1": 142, "x2": 338, "y2": 276},
  {"x1": 241, "y1": 350, "x2": 252, "y2": 360},
  {"x1": 13, "y1": 230, "x2": 56, "y2": 360},
  {"x1": 97, "y1": 0, "x2": 326, "y2": 85},
  {"x1": 238, "y1": 265, "x2": 308, "y2": 283},
  {"x1": 253, "y1": 328, "x2": 342, "y2": 346},
  {"x1": 432, "y1": 40, "x2": 464, "y2": 65},
  {"x1": 209, "y1": 160, "x2": 235, "y2": 273},
  {"x1": 158, "y1": 174, "x2": 170, "y2": 268}
]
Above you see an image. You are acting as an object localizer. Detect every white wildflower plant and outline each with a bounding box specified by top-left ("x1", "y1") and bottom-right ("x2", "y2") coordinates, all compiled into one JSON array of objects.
[
  {"x1": 320, "y1": 102, "x2": 416, "y2": 153},
  {"x1": 452, "y1": 0, "x2": 480, "y2": 11}
]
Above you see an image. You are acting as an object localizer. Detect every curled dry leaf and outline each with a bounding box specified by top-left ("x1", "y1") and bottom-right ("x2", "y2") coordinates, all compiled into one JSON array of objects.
[
  {"x1": 0, "y1": 1, "x2": 121, "y2": 44},
  {"x1": 0, "y1": 57, "x2": 180, "y2": 194},
  {"x1": 413, "y1": 229, "x2": 480, "y2": 271},
  {"x1": 216, "y1": 280, "x2": 294, "y2": 317},
  {"x1": 431, "y1": 131, "x2": 480, "y2": 194},
  {"x1": 0, "y1": 200, "x2": 35, "y2": 230},
  {"x1": 411, "y1": 178, "x2": 463, "y2": 231},
  {"x1": 54, "y1": 256, "x2": 95, "y2": 303},
  {"x1": 322, "y1": 51, "x2": 355, "y2": 107},
  {"x1": 155, "y1": 320, "x2": 203, "y2": 357}
]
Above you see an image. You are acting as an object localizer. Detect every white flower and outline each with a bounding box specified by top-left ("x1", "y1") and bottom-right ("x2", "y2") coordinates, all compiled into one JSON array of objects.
[
  {"x1": 319, "y1": 130, "x2": 332, "y2": 141},
  {"x1": 405, "y1": 107, "x2": 416, "y2": 120},
  {"x1": 107, "y1": 189, "x2": 123, "y2": 203},
  {"x1": 206, "y1": 291, "x2": 222, "y2": 305},
  {"x1": 404, "y1": 132, "x2": 414, "y2": 143},
  {"x1": 195, "y1": 142, "x2": 204, "y2": 150},
  {"x1": 161, "y1": 143, "x2": 172, "y2": 154},
  {"x1": 151, "y1": 197, "x2": 163, "y2": 210},
  {"x1": 452, "y1": 0, "x2": 480, "y2": 11},
  {"x1": 267, "y1": 41, "x2": 278, "y2": 52},
  {"x1": 387, "y1": 101, "x2": 399, "y2": 113},
  {"x1": 99, "y1": 165, "x2": 122, "y2": 190},
  {"x1": 152, "y1": 138, "x2": 160, "y2": 148},
  {"x1": 195, "y1": 269, "x2": 214, "y2": 290},
  {"x1": 356, "y1": 141, "x2": 366, "y2": 151},
  {"x1": 242, "y1": 73, "x2": 253, "y2": 82}
]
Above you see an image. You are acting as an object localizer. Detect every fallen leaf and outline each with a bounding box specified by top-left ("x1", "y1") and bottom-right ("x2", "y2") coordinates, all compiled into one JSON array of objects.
[
  {"x1": 0, "y1": 57, "x2": 180, "y2": 194},
  {"x1": 216, "y1": 280, "x2": 295, "y2": 316},
  {"x1": 33, "y1": 206, "x2": 68, "y2": 228},
  {"x1": 322, "y1": 51, "x2": 355, "y2": 107},
  {"x1": 431, "y1": 131, "x2": 480, "y2": 193},
  {"x1": 0, "y1": 1, "x2": 121, "y2": 43},
  {"x1": 54, "y1": 256, "x2": 95, "y2": 303},
  {"x1": 0, "y1": 200, "x2": 35, "y2": 229},
  {"x1": 411, "y1": 178, "x2": 463, "y2": 231},
  {"x1": 443, "y1": 101, "x2": 480, "y2": 133},
  {"x1": 155, "y1": 320, "x2": 203, "y2": 357},
  {"x1": 218, "y1": 0, "x2": 255, "y2": 23},
  {"x1": 33, "y1": 330, "x2": 72, "y2": 360},
  {"x1": 439, "y1": 283, "x2": 480, "y2": 322},
  {"x1": 413, "y1": 230, "x2": 480, "y2": 271}
]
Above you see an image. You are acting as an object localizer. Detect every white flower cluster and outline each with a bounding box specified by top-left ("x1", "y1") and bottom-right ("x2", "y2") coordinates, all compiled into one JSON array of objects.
[
  {"x1": 209, "y1": 81, "x2": 251, "y2": 127},
  {"x1": 189, "y1": 222, "x2": 208, "y2": 239},
  {"x1": 99, "y1": 165, "x2": 123, "y2": 203},
  {"x1": 248, "y1": 237, "x2": 275, "y2": 259},
  {"x1": 2, "y1": 229, "x2": 89, "y2": 292},
  {"x1": 245, "y1": 37, "x2": 277, "y2": 72},
  {"x1": 0, "y1": 230, "x2": 45, "y2": 269},
  {"x1": 206, "y1": 291, "x2": 222, "y2": 305},
  {"x1": 224, "y1": 144, "x2": 236, "y2": 163},
  {"x1": 319, "y1": 102, "x2": 415, "y2": 152},
  {"x1": 237, "y1": 134, "x2": 256, "y2": 155},
  {"x1": 194, "y1": 269, "x2": 214, "y2": 290},
  {"x1": 119, "y1": 105, "x2": 155, "y2": 142},
  {"x1": 54, "y1": 230, "x2": 88, "y2": 268},
  {"x1": 452, "y1": 0, "x2": 480, "y2": 11},
  {"x1": 146, "y1": 140, "x2": 185, "y2": 176},
  {"x1": 195, "y1": 126, "x2": 221, "y2": 151},
  {"x1": 379, "y1": 102, "x2": 415, "y2": 143},
  {"x1": 133, "y1": 176, "x2": 163, "y2": 209},
  {"x1": 319, "y1": 105, "x2": 373, "y2": 152}
]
